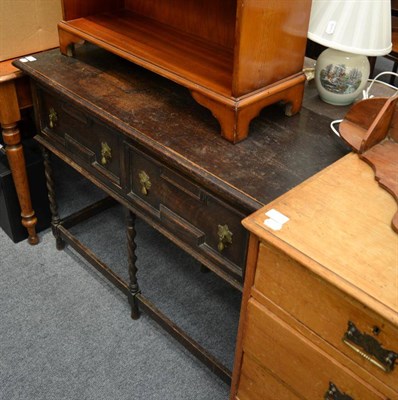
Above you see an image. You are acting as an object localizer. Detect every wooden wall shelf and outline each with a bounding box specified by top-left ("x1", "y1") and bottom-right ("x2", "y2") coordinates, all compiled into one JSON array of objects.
[{"x1": 58, "y1": 0, "x2": 312, "y2": 143}]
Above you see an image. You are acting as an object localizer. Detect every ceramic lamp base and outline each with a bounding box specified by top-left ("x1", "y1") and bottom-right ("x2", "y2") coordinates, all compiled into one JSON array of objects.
[{"x1": 315, "y1": 48, "x2": 370, "y2": 106}]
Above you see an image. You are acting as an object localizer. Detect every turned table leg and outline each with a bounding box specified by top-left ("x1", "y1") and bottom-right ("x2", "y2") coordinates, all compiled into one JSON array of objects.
[
  {"x1": 41, "y1": 147, "x2": 64, "y2": 250},
  {"x1": 126, "y1": 210, "x2": 140, "y2": 320},
  {"x1": 0, "y1": 79, "x2": 38, "y2": 244}
]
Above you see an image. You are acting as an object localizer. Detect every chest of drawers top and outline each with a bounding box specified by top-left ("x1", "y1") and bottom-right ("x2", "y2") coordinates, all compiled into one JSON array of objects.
[
  {"x1": 15, "y1": 44, "x2": 348, "y2": 213},
  {"x1": 244, "y1": 153, "x2": 398, "y2": 327}
]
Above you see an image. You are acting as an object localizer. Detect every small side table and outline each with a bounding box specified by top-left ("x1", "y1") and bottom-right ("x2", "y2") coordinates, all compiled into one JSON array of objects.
[{"x1": 0, "y1": 59, "x2": 38, "y2": 244}]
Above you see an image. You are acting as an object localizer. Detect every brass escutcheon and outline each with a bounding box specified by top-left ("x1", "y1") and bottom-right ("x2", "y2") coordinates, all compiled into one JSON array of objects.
[
  {"x1": 100, "y1": 142, "x2": 112, "y2": 166},
  {"x1": 217, "y1": 224, "x2": 233, "y2": 252},
  {"x1": 138, "y1": 170, "x2": 151, "y2": 196},
  {"x1": 48, "y1": 108, "x2": 58, "y2": 129}
]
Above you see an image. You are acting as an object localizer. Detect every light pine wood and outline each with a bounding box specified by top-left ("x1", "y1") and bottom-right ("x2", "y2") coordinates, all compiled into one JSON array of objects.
[
  {"x1": 236, "y1": 353, "x2": 300, "y2": 400},
  {"x1": 244, "y1": 153, "x2": 398, "y2": 325},
  {"x1": 58, "y1": 0, "x2": 312, "y2": 143},
  {"x1": 248, "y1": 287, "x2": 398, "y2": 399},
  {"x1": 231, "y1": 153, "x2": 398, "y2": 399},
  {"x1": 254, "y1": 242, "x2": 398, "y2": 391},
  {"x1": 364, "y1": 140, "x2": 398, "y2": 232},
  {"x1": 339, "y1": 97, "x2": 398, "y2": 232},
  {"x1": 0, "y1": 60, "x2": 23, "y2": 82},
  {"x1": 243, "y1": 299, "x2": 387, "y2": 399},
  {"x1": 340, "y1": 97, "x2": 397, "y2": 153},
  {"x1": 0, "y1": 60, "x2": 38, "y2": 244},
  {"x1": 230, "y1": 234, "x2": 259, "y2": 398}
]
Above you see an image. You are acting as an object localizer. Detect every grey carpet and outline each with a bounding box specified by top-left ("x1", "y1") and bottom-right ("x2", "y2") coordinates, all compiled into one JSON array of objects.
[
  {"x1": 68, "y1": 204, "x2": 241, "y2": 369},
  {"x1": 0, "y1": 156, "x2": 240, "y2": 400}
]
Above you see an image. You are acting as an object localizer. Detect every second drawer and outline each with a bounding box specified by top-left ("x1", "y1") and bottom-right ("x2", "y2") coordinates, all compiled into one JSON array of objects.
[
  {"x1": 126, "y1": 144, "x2": 249, "y2": 283},
  {"x1": 243, "y1": 299, "x2": 388, "y2": 399},
  {"x1": 253, "y1": 242, "x2": 398, "y2": 391}
]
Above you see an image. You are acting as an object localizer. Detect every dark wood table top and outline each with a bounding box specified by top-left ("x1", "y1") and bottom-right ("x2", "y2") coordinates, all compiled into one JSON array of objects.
[{"x1": 15, "y1": 44, "x2": 351, "y2": 212}]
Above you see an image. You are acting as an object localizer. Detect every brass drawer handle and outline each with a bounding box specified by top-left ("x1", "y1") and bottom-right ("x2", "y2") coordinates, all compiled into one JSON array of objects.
[
  {"x1": 138, "y1": 170, "x2": 151, "y2": 195},
  {"x1": 48, "y1": 107, "x2": 58, "y2": 128},
  {"x1": 343, "y1": 321, "x2": 398, "y2": 373},
  {"x1": 324, "y1": 382, "x2": 353, "y2": 400},
  {"x1": 217, "y1": 224, "x2": 233, "y2": 252},
  {"x1": 100, "y1": 142, "x2": 112, "y2": 166}
]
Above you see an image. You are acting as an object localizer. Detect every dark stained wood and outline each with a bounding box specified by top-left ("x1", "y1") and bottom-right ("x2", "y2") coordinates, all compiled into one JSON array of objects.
[
  {"x1": 41, "y1": 147, "x2": 64, "y2": 250},
  {"x1": 61, "y1": 196, "x2": 116, "y2": 230},
  {"x1": 126, "y1": 210, "x2": 140, "y2": 320},
  {"x1": 15, "y1": 45, "x2": 349, "y2": 213},
  {"x1": 40, "y1": 155, "x2": 236, "y2": 383},
  {"x1": 58, "y1": 1, "x2": 312, "y2": 142},
  {"x1": 135, "y1": 293, "x2": 232, "y2": 384}
]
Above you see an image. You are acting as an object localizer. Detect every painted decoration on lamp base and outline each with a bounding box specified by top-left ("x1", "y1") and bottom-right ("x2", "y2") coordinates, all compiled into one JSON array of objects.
[{"x1": 315, "y1": 48, "x2": 370, "y2": 106}]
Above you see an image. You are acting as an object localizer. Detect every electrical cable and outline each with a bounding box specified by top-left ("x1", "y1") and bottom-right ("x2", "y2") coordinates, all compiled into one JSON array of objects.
[{"x1": 330, "y1": 72, "x2": 398, "y2": 137}]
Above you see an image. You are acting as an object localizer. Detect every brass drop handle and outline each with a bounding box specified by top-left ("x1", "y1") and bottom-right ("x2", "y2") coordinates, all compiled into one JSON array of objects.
[
  {"x1": 100, "y1": 142, "x2": 112, "y2": 166},
  {"x1": 48, "y1": 107, "x2": 58, "y2": 129},
  {"x1": 217, "y1": 224, "x2": 233, "y2": 252},
  {"x1": 324, "y1": 382, "x2": 353, "y2": 400},
  {"x1": 138, "y1": 170, "x2": 151, "y2": 196},
  {"x1": 342, "y1": 321, "x2": 398, "y2": 373}
]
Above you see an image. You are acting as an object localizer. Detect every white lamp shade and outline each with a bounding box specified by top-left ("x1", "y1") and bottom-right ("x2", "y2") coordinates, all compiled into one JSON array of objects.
[{"x1": 308, "y1": 0, "x2": 392, "y2": 56}]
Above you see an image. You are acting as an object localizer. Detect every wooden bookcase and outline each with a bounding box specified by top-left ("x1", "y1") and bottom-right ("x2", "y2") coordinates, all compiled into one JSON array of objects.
[{"x1": 58, "y1": 0, "x2": 312, "y2": 143}]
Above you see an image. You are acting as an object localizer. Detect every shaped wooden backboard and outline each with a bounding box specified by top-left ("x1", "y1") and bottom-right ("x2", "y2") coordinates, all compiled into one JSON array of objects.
[{"x1": 340, "y1": 96, "x2": 398, "y2": 233}]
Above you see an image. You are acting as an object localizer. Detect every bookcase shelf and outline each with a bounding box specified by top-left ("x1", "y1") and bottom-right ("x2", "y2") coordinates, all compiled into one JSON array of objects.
[
  {"x1": 60, "y1": 10, "x2": 234, "y2": 96},
  {"x1": 59, "y1": 1, "x2": 312, "y2": 143}
]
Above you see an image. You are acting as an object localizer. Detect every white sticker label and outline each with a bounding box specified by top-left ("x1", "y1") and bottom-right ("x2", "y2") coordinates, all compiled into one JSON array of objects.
[
  {"x1": 264, "y1": 218, "x2": 283, "y2": 231},
  {"x1": 19, "y1": 58, "x2": 28, "y2": 63},
  {"x1": 26, "y1": 56, "x2": 37, "y2": 62},
  {"x1": 264, "y1": 209, "x2": 290, "y2": 231},
  {"x1": 265, "y1": 209, "x2": 289, "y2": 225}
]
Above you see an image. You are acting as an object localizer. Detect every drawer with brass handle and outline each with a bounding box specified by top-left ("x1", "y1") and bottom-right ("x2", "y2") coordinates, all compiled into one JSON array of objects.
[
  {"x1": 252, "y1": 242, "x2": 398, "y2": 391},
  {"x1": 126, "y1": 144, "x2": 248, "y2": 285},
  {"x1": 35, "y1": 86, "x2": 122, "y2": 188},
  {"x1": 343, "y1": 321, "x2": 398, "y2": 373},
  {"x1": 242, "y1": 299, "x2": 386, "y2": 399},
  {"x1": 37, "y1": 88, "x2": 90, "y2": 146}
]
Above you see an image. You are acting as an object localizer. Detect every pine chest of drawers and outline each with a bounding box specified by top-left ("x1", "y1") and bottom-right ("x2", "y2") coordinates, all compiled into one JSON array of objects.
[{"x1": 231, "y1": 154, "x2": 398, "y2": 399}]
